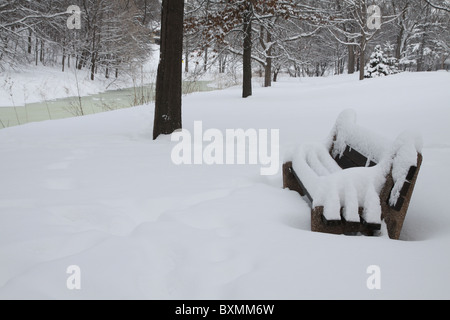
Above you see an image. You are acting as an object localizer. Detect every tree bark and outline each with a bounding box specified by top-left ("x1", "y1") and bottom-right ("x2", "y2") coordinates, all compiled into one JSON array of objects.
[
  {"x1": 153, "y1": 0, "x2": 185, "y2": 140},
  {"x1": 242, "y1": 5, "x2": 253, "y2": 98}
]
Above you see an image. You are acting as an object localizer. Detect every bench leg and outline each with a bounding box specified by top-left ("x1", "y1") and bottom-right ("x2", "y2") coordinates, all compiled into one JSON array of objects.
[
  {"x1": 381, "y1": 154, "x2": 423, "y2": 240},
  {"x1": 311, "y1": 207, "x2": 343, "y2": 235},
  {"x1": 283, "y1": 162, "x2": 305, "y2": 197}
]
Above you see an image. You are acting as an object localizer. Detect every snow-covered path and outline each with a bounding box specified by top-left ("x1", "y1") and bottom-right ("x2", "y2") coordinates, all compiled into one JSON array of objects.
[{"x1": 0, "y1": 72, "x2": 449, "y2": 299}]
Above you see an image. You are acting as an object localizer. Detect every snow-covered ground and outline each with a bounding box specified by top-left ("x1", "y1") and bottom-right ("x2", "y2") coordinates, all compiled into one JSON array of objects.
[
  {"x1": 0, "y1": 46, "x2": 160, "y2": 108},
  {"x1": 0, "y1": 71, "x2": 449, "y2": 299}
]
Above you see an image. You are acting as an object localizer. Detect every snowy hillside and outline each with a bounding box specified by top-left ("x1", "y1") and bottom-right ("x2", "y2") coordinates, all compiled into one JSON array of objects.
[{"x1": 0, "y1": 71, "x2": 449, "y2": 299}]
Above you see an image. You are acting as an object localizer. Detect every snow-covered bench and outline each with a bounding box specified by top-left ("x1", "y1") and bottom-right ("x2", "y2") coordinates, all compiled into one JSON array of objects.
[{"x1": 283, "y1": 110, "x2": 423, "y2": 239}]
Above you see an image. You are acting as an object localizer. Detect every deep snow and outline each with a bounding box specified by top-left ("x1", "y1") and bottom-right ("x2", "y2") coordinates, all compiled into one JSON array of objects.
[{"x1": 0, "y1": 71, "x2": 449, "y2": 299}]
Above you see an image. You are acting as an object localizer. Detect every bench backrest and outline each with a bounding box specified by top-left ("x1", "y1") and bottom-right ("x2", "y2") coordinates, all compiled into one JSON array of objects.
[{"x1": 327, "y1": 110, "x2": 423, "y2": 214}]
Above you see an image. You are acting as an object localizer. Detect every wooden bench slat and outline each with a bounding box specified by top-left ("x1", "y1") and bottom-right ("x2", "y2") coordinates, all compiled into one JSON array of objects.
[
  {"x1": 406, "y1": 166, "x2": 417, "y2": 181},
  {"x1": 341, "y1": 209, "x2": 362, "y2": 231},
  {"x1": 334, "y1": 154, "x2": 357, "y2": 169},
  {"x1": 343, "y1": 146, "x2": 376, "y2": 167},
  {"x1": 399, "y1": 181, "x2": 411, "y2": 197},
  {"x1": 290, "y1": 167, "x2": 314, "y2": 205},
  {"x1": 361, "y1": 221, "x2": 382, "y2": 231},
  {"x1": 321, "y1": 214, "x2": 342, "y2": 226},
  {"x1": 392, "y1": 196, "x2": 405, "y2": 211}
]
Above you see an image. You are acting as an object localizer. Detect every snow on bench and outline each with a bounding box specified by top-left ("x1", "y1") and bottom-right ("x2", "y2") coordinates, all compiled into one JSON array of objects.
[{"x1": 283, "y1": 109, "x2": 423, "y2": 239}]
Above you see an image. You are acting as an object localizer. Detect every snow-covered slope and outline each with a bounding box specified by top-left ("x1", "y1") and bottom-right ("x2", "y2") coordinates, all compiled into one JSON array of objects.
[{"x1": 0, "y1": 71, "x2": 449, "y2": 299}]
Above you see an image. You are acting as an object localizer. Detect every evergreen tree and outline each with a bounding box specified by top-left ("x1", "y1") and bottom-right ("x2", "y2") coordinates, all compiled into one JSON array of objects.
[{"x1": 365, "y1": 45, "x2": 392, "y2": 78}]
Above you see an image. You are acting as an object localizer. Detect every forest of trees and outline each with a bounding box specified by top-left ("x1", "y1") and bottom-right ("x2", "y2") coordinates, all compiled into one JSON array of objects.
[
  {"x1": 0, "y1": 0, "x2": 449, "y2": 83},
  {"x1": 0, "y1": 0, "x2": 160, "y2": 79},
  {"x1": 183, "y1": 0, "x2": 449, "y2": 84}
]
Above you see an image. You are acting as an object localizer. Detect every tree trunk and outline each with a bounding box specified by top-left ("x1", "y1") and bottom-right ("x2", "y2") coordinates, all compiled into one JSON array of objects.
[
  {"x1": 417, "y1": 30, "x2": 427, "y2": 72},
  {"x1": 264, "y1": 31, "x2": 272, "y2": 88},
  {"x1": 359, "y1": 52, "x2": 365, "y2": 80},
  {"x1": 184, "y1": 38, "x2": 189, "y2": 73},
  {"x1": 219, "y1": 54, "x2": 226, "y2": 73},
  {"x1": 90, "y1": 28, "x2": 97, "y2": 81},
  {"x1": 62, "y1": 38, "x2": 66, "y2": 72},
  {"x1": 28, "y1": 29, "x2": 32, "y2": 54},
  {"x1": 395, "y1": 25, "x2": 404, "y2": 60},
  {"x1": 242, "y1": 5, "x2": 253, "y2": 98},
  {"x1": 40, "y1": 39, "x2": 44, "y2": 63},
  {"x1": 417, "y1": 4, "x2": 431, "y2": 72},
  {"x1": 153, "y1": 0, "x2": 185, "y2": 140},
  {"x1": 35, "y1": 39, "x2": 38, "y2": 66},
  {"x1": 91, "y1": 53, "x2": 96, "y2": 81},
  {"x1": 77, "y1": 51, "x2": 84, "y2": 70},
  {"x1": 273, "y1": 67, "x2": 280, "y2": 82},
  {"x1": 359, "y1": 35, "x2": 366, "y2": 80},
  {"x1": 204, "y1": 47, "x2": 208, "y2": 72},
  {"x1": 348, "y1": 45, "x2": 355, "y2": 74}
]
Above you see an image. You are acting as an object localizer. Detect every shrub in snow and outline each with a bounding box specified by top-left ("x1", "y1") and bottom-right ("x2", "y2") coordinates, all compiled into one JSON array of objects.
[{"x1": 365, "y1": 45, "x2": 399, "y2": 78}]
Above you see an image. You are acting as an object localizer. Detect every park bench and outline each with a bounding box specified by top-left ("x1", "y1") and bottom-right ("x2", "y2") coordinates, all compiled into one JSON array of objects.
[{"x1": 283, "y1": 110, "x2": 423, "y2": 239}]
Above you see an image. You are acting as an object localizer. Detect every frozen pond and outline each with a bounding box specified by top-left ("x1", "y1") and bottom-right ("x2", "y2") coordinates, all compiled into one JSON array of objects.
[{"x1": 0, "y1": 81, "x2": 214, "y2": 129}]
